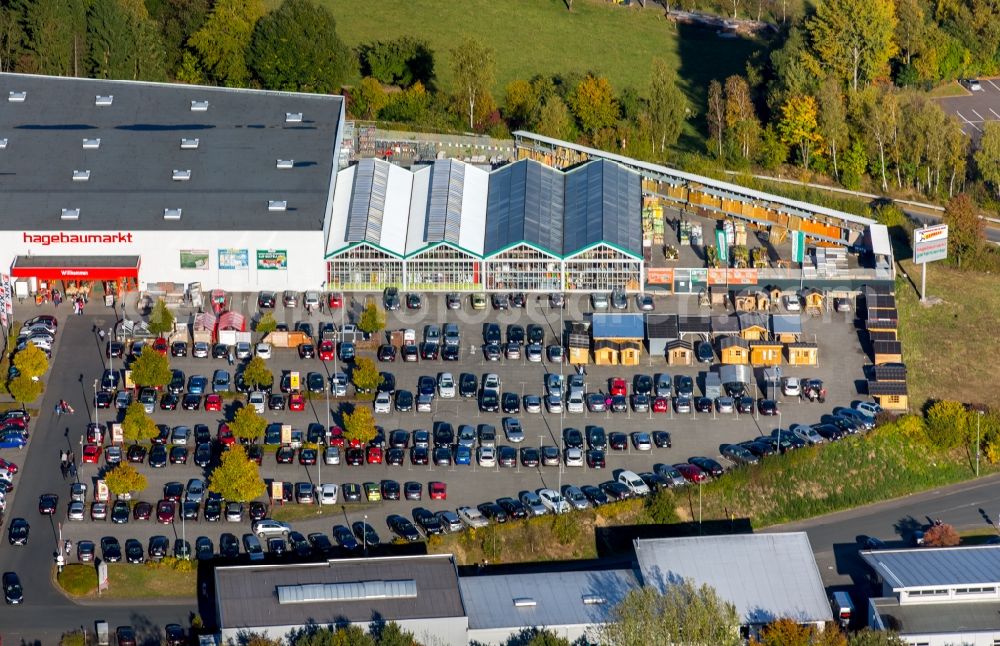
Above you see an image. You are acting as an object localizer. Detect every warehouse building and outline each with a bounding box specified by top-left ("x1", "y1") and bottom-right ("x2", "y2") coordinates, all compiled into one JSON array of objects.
[{"x1": 0, "y1": 72, "x2": 345, "y2": 302}]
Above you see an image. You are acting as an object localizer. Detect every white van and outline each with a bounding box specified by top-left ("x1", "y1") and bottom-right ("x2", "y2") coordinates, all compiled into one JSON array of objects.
[{"x1": 831, "y1": 591, "x2": 854, "y2": 628}]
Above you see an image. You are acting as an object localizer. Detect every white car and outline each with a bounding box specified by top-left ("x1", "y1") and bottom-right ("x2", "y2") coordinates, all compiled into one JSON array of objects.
[
  {"x1": 457, "y1": 506, "x2": 489, "y2": 528},
  {"x1": 791, "y1": 423, "x2": 824, "y2": 445},
  {"x1": 853, "y1": 401, "x2": 882, "y2": 418},
  {"x1": 248, "y1": 391, "x2": 266, "y2": 414},
  {"x1": 518, "y1": 491, "x2": 548, "y2": 516},
  {"x1": 537, "y1": 488, "x2": 571, "y2": 514},
  {"x1": 483, "y1": 373, "x2": 501, "y2": 392},
  {"x1": 477, "y1": 446, "x2": 496, "y2": 468},
  {"x1": 783, "y1": 294, "x2": 801, "y2": 311},
  {"x1": 567, "y1": 391, "x2": 584, "y2": 414},
  {"x1": 782, "y1": 377, "x2": 801, "y2": 398},
  {"x1": 235, "y1": 342, "x2": 251, "y2": 360},
  {"x1": 304, "y1": 292, "x2": 320, "y2": 310},
  {"x1": 252, "y1": 519, "x2": 290, "y2": 537},
  {"x1": 526, "y1": 343, "x2": 543, "y2": 362},
  {"x1": 563, "y1": 447, "x2": 584, "y2": 467},
  {"x1": 591, "y1": 293, "x2": 610, "y2": 310},
  {"x1": 374, "y1": 392, "x2": 392, "y2": 414},
  {"x1": 255, "y1": 343, "x2": 272, "y2": 359},
  {"x1": 192, "y1": 342, "x2": 210, "y2": 358},
  {"x1": 631, "y1": 432, "x2": 652, "y2": 451},
  {"x1": 437, "y1": 373, "x2": 456, "y2": 398},
  {"x1": 617, "y1": 470, "x2": 651, "y2": 496},
  {"x1": 523, "y1": 395, "x2": 542, "y2": 413},
  {"x1": 318, "y1": 484, "x2": 338, "y2": 505}
]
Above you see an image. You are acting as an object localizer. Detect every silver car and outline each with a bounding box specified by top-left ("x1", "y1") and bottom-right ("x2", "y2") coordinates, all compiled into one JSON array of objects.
[
  {"x1": 562, "y1": 485, "x2": 590, "y2": 510},
  {"x1": 518, "y1": 491, "x2": 547, "y2": 516},
  {"x1": 591, "y1": 293, "x2": 610, "y2": 310},
  {"x1": 635, "y1": 293, "x2": 655, "y2": 311},
  {"x1": 523, "y1": 395, "x2": 542, "y2": 414},
  {"x1": 323, "y1": 446, "x2": 341, "y2": 465},
  {"x1": 503, "y1": 418, "x2": 525, "y2": 443},
  {"x1": 436, "y1": 510, "x2": 463, "y2": 533}
]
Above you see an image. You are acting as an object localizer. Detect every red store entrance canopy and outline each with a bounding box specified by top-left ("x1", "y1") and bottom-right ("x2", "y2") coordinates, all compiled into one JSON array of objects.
[{"x1": 11, "y1": 255, "x2": 140, "y2": 280}]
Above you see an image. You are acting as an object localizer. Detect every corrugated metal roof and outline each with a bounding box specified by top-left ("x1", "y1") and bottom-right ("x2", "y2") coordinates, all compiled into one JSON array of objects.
[
  {"x1": 427, "y1": 159, "x2": 465, "y2": 245},
  {"x1": 461, "y1": 569, "x2": 639, "y2": 630},
  {"x1": 512, "y1": 130, "x2": 875, "y2": 227},
  {"x1": 770, "y1": 314, "x2": 802, "y2": 335},
  {"x1": 872, "y1": 596, "x2": 1000, "y2": 634},
  {"x1": 634, "y1": 533, "x2": 832, "y2": 625},
  {"x1": 563, "y1": 159, "x2": 642, "y2": 258},
  {"x1": 861, "y1": 546, "x2": 1000, "y2": 590},
  {"x1": 591, "y1": 313, "x2": 645, "y2": 339},
  {"x1": 342, "y1": 159, "x2": 412, "y2": 256},
  {"x1": 868, "y1": 224, "x2": 892, "y2": 256},
  {"x1": 485, "y1": 159, "x2": 564, "y2": 256}
]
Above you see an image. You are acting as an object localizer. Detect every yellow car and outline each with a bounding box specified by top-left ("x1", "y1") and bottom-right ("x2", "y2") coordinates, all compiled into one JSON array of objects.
[
  {"x1": 363, "y1": 482, "x2": 382, "y2": 502},
  {"x1": 471, "y1": 293, "x2": 487, "y2": 310}
]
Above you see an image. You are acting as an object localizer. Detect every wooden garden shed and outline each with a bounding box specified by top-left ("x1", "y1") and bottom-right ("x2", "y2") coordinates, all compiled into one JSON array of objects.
[
  {"x1": 619, "y1": 340, "x2": 642, "y2": 366},
  {"x1": 786, "y1": 341, "x2": 818, "y2": 366},
  {"x1": 766, "y1": 285, "x2": 783, "y2": 304},
  {"x1": 719, "y1": 336, "x2": 749, "y2": 364},
  {"x1": 591, "y1": 313, "x2": 644, "y2": 366},
  {"x1": 738, "y1": 312, "x2": 769, "y2": 341},
  {"x1": 770, "y1": 314, "x2": 802, "y2": 344},
  {"x1": 865, "y1": 317, "x2": 897, "y2": 337},
  {"x1": 594, "y1": 340, "x2": 619, "y2": 366},
  {"x1": 711, "y1": 315, "x2": 740, "y2": 339},
  {"x1": 873, "y1": 340, "x2": 903, "y2": 364},
  {"x1": 733, "y1": 289, "x2": 757, "y2": 312},
  {"x1": 750, "y1": 340, "x2": 783, "y2": 366},
  {"x1": 666, "y1": 339, "x2": 693, "y2": 365},
  {"x1": 709, "y1": 285, "x2": 728, "y2": 307},
  {"x1": 753, "y1": 290, "x2": 771, "y2": 310},
  {"x1": 802, "y1": 287, "x2": 824, "y2": 311},
  {"x1": 566, "y1": 322, "x2": 590, "y2": 365},
  {"x1": 869, "y1": 363, "x2": 908, "y2": 411}
]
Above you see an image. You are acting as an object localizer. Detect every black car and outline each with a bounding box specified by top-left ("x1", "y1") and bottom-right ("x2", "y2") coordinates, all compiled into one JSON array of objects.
[
  {"x1": 377, "y1": 345, "x2": 397, "y2": 362},
  {"x1": 420, "y1": 343, "x2": 439, "y2": 360},
  {"x1": 507, "y1": 325, "x2": 525, "y2": 344},
  {"x1": 298, "y1": 343, "x2": 315, "y2": 359},
  {"x1": 519, "y1": 447, "x2": 540, "y2": 467},
  {"x1": 219, "y1": 533, "x2": 240, "y2": 559},
  {"x1": 171, "y1": 341, "x2": 188, "y2": 358},
  {"x1": 149, "y1": 444, "x2": 168, "y2": 468},
  {"x1": 169, "y1": 446, "x2": 189, "y2": 464},
  {"x1": 454, "y1": 373, "x2": 476, "y2": 399},
  {"x1": 100, "y1": 536, "x2": 122, "y2": 562},
  {"x1": 125, "y1": 538, "x2": 145, "y2": 563},
  {"x1": 352, "y1": 521, "x2": 381, "y2": 547},
  {"x1": 412, "y1": 507, "x2": 444, "y2": 535},
  {"x1": 736, "y1": 396, "x2": 755, "y2": 414},
  {"x1": 381, "y1": 479, "x2": 401, "y2": 500},
  {"x1": 193, "y1": 443, "x2": 213, "y2": 468},
  {"x1": 387, "y1": 514, "x2": 421, "y2": 542},
  {"x1": 491, "y1": 293, "x2": 509, "y2": 310},
  {"x1": 406, "y1": 293, "x2": 422, "y2": 310},
  {"x1": 814, "y1": 423, "x2": 846, "y2": 442},
  {"x1": 38, "y1": 494, "x2": 58, "y2": 515},
  {"x1": 127, "y1": 445, "x2": 147, "y2": 463},
  {"x1": 721, "y1": 443, "x2": 759, "y2": 466},
  {"x1": 394, "y1": 390, "x2": 413, "y2": 412},
  {"x1": 688, "y1": 456, "x2": 725, "y2": 478},
  {"x1": 165, "y1": 624, "x2": 186, "y2": 646},
  {"x1": 600, "y1": 481, "x2": 631, "y2": 501},
  {"x1": 7, "y1": 518, "x2": 28, "y2": 545},
  {"x1": 652, "y1": 431, "x2": 672, "y2": 448},
  {"x1": 581, "y1": 484, "x2": 609, "y2": 507},
  {"x1": 107, "y1": 341, "x2": 124, "y2": 359},
  {"x1": 249, "y1": 501, "x2": 268, "y2": 521},
  {"x1": 386, "y1": 448, "x2": 405, "y2": 466},
  {"x1": 95, "y1": 391, "x2": 113, "y2": 409},
  {"x1": 639, "y1": 472, "x2": 669, "y2": 491},
  {"x1": 758, "y1": 399, "x2": 779, "y2": 415},
  {"x1": 308, "y1": 533, "x2": 336, "y2": 556},
  {"x1": 483, "y1": 343, "x2": 502, "y2": 361},
  {"x1": 498, "y1": 445, "x2": 517, "y2": 468},
  {"x1": 332, "y1": 525, "x2": 359, "y2": 551},
  {"x1": 4, "y1": 572, "x2": 23, "y2": 605},
  {"x1": 433, "y1": 422, "x2": 454, "y2": 447},
  {"x1": 695, "y1": 340, "x2": 714, "y2": 363},
  {"x1": 433, "y1": 446, "x2": 452, "y2": 466},
  {"x1": 181, "y1": 394, "x2": 201, "y2": 411},
  {"x1": 477, "y1": 502, "x2": 508, "y2": 523},
  {"x1": 410, "y1": 447, "x2": 429, "y2": 465},
  {"x1": 610, "y1": 395, "x2": 627, "y2": 412},
  {"x1": 633, "y1": 374, "x2": 653, "y2": 395},
  {"x1": 160, "y1": 393, "x2": 179, "y2": 410},
  {"x1": 501, "y1": 392, "x2": 520, "y2": 414},
  {"x1": 147, "y1": 535, "x2": 168, "y2": 561},
  {"x1": 401, "y1": 344, "x2": 419, "y2": 362},
  {"x1": 587, "y1": 426, "x2": 607, "y2": 450},
  {"x1": 608, "y1": 432, "x2": 628, "y2": 451},
  {"x1": 676, "y1": 375, "x2": 694, "y2": 397},
  {"x1": 694, "y1": 397, "x2": 713, "y2": 413},
  {"x1": 204, "y1": 499, "x2": 222, "y2": 522},
  {"x1": 288, "y1": 531, "x2": 311, "y2": 558},
  {"x1": 563, "y1": 428, "x2": 584, "y2": 449},
  {"x1": 586, "y1": 449, "x2": 606, "y2": 469},
  {"x1": 111, "y1": 500, "x2": 130, "y2": 524},
  {"x1": 257, "y1": 291, "x2": 276, "y2": 308},
  {"x1": 441, "y1": 344, "x2": 460, "y2": 361},
  {"x1": 212, "y1": 343, "x2": 228, "y2": 359},
  {"x1": 742, "y1": 440, "x2": 776, "y2": 458},
  {"x1": 496, "y1": 497, "x2": 528, "y2": 520},
  {"x1": 478, "y1": 390, "x2": 499, "y2": 413},
  {"x1": 182, "y1": 501, "x2": 200, "y2": 521},
  {"x1": 268, "y1": 394, "x2": 285, "y2": 410}
]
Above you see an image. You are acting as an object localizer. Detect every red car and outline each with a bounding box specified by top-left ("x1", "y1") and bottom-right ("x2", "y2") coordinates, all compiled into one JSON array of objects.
[
  {"x1": 152, "y1": 337, "x2": 169, "y2": 356},
  {"x1": 0, "y1": 458, "x2": 19, "y2": 474},
  {"x1": 328, "y1": 293, "x2": 343, "y2": 308},
  {"x1": 674, "y1": 463, "x2": 708, "y2": 483},
  {"x1": 610, "y1": 378, "x2": 627, "y2": 397},
  {"x1": 82, "y1": 444, "x2": 102, "y2": 464},
  {"x1": 204, "y1": 394, "x2": 223, "y2": 412},
  {"x1": 328, "y1": 426, "x2": 345, "y2": 448},
  {"x1": 652, "y1": 397, "x2": 669, "y2": 413},
  {"x1": 366, "y1": 445, "x2": 383, "y2": 464},
  {"x1": 217, "y1": 423, "x2": 235, "y2": 447},
  {"x1": 289, "y1": 394, "x2": 305, "y2": 412},
  {"x1": 429, "y1": 481, "x2": 447, "y2": 500},
  {"x1": 156, "y1": 500, "x2": 176, "y2": 524},
  {"x1": 318, "y1": 340, "x2": 336, "y2": 361}
]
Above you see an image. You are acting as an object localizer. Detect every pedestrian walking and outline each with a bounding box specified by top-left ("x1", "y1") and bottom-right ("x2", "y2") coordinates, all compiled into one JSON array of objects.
[
  {"x1": 60, "y1": 463, "x2": 67, "y2": 480},
  {"x1": 69, "y1": 461, "x2": 77, "y2": 478},
  {"x1": 98, "y1": 328, "x2": 106, "y2": 341},
  {"x1": 227, "y1": 349, "x2": 234, "y2": 366}
]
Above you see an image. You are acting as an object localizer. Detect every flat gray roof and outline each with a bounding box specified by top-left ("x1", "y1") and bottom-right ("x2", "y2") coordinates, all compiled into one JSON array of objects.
[
  {"x1": 862, "y1": 546, "x2": 1000, "y2": 590},
  {"x1": 634, "y1": 533, "x2": 832, "y2": 625},
  {"x1": 214, "y1": 555, "x2": 464, "y2": 630},
  {"x1": 0, "y1": 73, "x2": 343, "y2": 231},
  {"x1": 872, "y1": 596, "x2": 1000, "y2": 634},
  {"x1": 460, "y1": 568, "x2": 639, "y2": 631}
]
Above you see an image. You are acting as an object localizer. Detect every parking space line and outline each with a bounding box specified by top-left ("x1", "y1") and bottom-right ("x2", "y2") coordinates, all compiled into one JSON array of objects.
[
  {"x1": 989, "y1": 79, "x2": 1000, "y2": 92},
  {"x1": 956, "y1": 111, "x2": 982, "y2": 132},
  {"x1": 972, "y1": 108, "x2": 986, "y2": 121},
  {"x1": 991, "y1": 108, "x2": 1000, "y2": 120}
]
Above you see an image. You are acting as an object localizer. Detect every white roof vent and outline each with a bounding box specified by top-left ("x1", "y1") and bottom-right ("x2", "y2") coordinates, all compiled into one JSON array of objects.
[
  {"x1": 180, "y1": 138, "x2": 200, "y2": 150},
  {"x1": 172, "y1": 169, "x2": 192, "y2": 181},
  {"x1": 513, "y1": 598, "x2": 537, "y2": 608},
  {"x1": 61, "y1": 208, "x2": 80, "y2": 221},
  {"x1": 95, "y1": 95, "x2": 113, "y2": 106},
  {"x1": 72, "y1": 170, "x2": 91, "y2": 182},
  {"x1": 276, "y1": 159, "x2": 294, "y2": 169},
  {"x1": 285, "y1": 112, "x2": 303, "y2": 123},
  {"x1": 268, "y1": 200, "x2": 288, "y2": 212},
  {"x1": 82, "y1": 138, "x2": 101, "y2": 149},
  {"x1": 190, "y1": 100, "x2": 209, "y2": 112},
  {"x1": 0, "y1": 139, "x2": 7, "y2": 149},
  {"x1": 581, "y1": 595, "x2": 606, "y2": 605},
  {"x1": 8, "y1": 91, "x2": 26, "y2": 103},
  {"x1": 163, "y1": 208, "x2": 183, "y2": 221}
]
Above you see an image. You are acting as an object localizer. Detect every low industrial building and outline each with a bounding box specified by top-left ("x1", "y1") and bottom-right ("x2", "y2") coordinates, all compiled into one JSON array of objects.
[{"x1": 862, "y1": 545, "x2": 1000, "y2": 645}]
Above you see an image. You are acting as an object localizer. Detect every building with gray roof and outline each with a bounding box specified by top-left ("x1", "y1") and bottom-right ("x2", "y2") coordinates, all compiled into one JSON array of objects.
[
  {"x1": 0, "y1": 72, "x2": 344, "y2": 295},
  {"x1": 634, "y1": 533, "x2": 832, "y2": 629},
  {"x1": 861, "y1": 545, "x2": 1000, "y2": 644}
]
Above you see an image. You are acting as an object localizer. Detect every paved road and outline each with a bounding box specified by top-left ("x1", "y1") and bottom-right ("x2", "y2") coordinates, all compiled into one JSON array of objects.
[
  {"x1": 767, "y1": 472, "x2": 1000, "y2": 596},
  {"x1": 0, "y1": 312, "x2": 196, "y2": 645}
]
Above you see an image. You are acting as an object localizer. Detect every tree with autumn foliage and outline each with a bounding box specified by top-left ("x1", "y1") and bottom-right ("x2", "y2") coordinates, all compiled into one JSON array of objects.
[
  {"x1": 568, "y1": 74, "x2": 619, "y2": 135},
  {"x1": 752, "y1": 618, "x2": 846, "y2": 646},
  {"x1": 942, "y1": 194, "x2": 985, "y2": 268},
  {"x1": 778, "y1": 95, "x2": 823, "y2": 170},
  {"x1": 923, "y1": 522, "x2": 960, "y2": 547}
]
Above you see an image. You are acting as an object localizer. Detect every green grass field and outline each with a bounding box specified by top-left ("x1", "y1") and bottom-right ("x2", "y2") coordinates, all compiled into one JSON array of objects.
[{"x1": 324, "y1": 0, "x2": 761, "y2": 106}]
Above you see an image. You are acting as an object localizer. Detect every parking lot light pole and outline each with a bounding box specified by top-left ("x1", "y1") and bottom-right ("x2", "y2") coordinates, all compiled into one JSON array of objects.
[{"x1": 93, "y1": 379, "x2": 99, "y2": 427}]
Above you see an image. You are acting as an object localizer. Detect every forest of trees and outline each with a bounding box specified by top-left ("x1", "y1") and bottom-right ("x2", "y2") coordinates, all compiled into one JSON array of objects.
[{"x1": 2, "y1": 0, "x2": 999, "y2": 210}]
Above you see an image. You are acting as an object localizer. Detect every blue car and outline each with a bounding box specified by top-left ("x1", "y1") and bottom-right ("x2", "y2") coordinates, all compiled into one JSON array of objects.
[
  {"x1": 454, "y1": 444, "x2": 472, "y2": 465},
  {"x1": 339, "y1": 342, "x2": 355, "y2": 362},
  {"x1": 187, "y1": 375, "x2": 207, "y2": 395},
  {"x1": 0, "y1": 431, "x2": 27, "y2": 449}
]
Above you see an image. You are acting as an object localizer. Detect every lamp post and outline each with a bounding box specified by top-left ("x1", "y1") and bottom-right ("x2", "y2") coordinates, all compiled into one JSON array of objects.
[{"x1": 93, "y1": 379, "x2": 99, "y2": 427}]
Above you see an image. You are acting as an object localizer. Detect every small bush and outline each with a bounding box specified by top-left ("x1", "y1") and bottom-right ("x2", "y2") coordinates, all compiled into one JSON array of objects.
[{"x1": 924, "y1": 522, "x2": 960, "y2": 547}]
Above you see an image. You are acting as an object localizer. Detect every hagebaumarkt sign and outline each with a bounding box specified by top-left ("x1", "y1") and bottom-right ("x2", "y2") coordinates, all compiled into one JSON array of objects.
[{"x1": 913, "y1": 224, "x2": 948, "y2": 264}]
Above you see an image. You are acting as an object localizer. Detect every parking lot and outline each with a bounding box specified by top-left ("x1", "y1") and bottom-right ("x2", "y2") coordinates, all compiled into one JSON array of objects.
[
  {"x1": 937, "y1": 78, "x2": 1000, "y2": 137},
  {"x1": 1, "y1": 290, "x2": 868, "y2": 565}
]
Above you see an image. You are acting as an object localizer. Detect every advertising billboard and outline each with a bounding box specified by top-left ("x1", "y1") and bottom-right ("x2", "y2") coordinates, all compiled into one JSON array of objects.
[
  {"x1": 218, "y1": 249, "x2": 249, "y2": 270},
  {"x1": 257, "y1": 249, "x2": 288, "y2": 270},
  {"x1": 913, "y1": 224, "x2": 948, "y2": 264},
  {"x1": 179, "y1": 250, "x2": 209, "y2": 270}
]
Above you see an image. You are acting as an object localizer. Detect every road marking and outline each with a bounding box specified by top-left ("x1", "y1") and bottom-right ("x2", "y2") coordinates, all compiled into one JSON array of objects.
[
  {"x1": 956, "y1": 112, "x2": 983, "y2": 132},
  {"x1": 989, "y1": 79, "x2": 1000, "y2": 92},
  {"x1": 972, "y1": 108, "x2": 985, "y2": 120},
  {"x1": 991, "y1": 108, "x2": 1000, "y2": 120}
]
